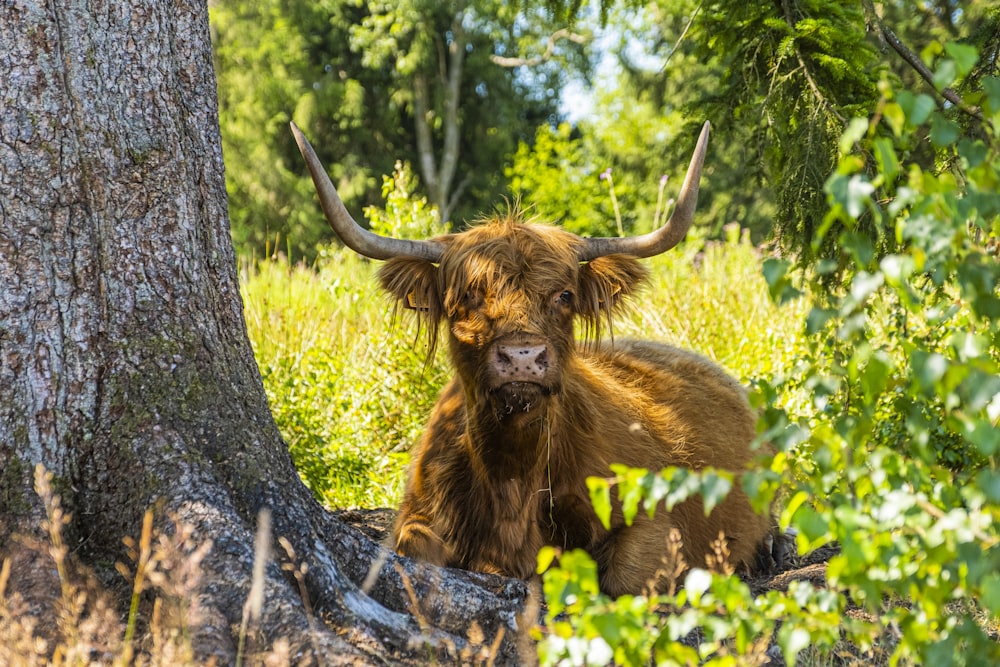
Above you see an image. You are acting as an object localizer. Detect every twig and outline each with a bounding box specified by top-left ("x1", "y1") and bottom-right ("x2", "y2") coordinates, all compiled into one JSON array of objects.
[
  {"x1": 916, "y1": 498, "x2": 996, "y2": 547},
  {"x1": 278, "y1": 537, "x2": 323, "y2": 664},
  {"x1": 120, "y1": 509, "x2": 154, "y2": 664},
  {"x1": 485, "y1": 625, "x2": 506, "y2": 667},
  {"x1": 800, "y1": 51, "x2": 845, "y2": 122},
  {"x1": 394, "y1": 561, "x2": 428, "y2": 628},
  {"x1": 600, "y1": 168, "x2": 624, "y2": 237},
  {"x1": 491, "y1": 28, "x2": 587, "y2": 67},
  {"x1": 861, "y1": 0, "x2": 983, "y2": 120},
  {"x1": 660, "y1": 2, "x2": 702, "y2": 72},
  {"x1": 652, "y1": 175, "x2": 669, "y2": 230},
  {"x1": 236, "y1": 508, "x2": 271, "y2": 667}
]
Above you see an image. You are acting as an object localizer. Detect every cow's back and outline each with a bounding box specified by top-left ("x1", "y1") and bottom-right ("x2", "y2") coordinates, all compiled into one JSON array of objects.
[
  {"x1": 606, "y1": 339, "x2": 758, "y2": 460},
  {"x1": 558, "y1": 340, "x2": 773, "y2": 590}
]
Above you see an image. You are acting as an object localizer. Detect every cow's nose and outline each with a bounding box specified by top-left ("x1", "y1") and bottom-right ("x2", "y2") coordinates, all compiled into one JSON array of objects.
[{"x1": 491, "y1": 342, "x2": 550, "y2": 382}]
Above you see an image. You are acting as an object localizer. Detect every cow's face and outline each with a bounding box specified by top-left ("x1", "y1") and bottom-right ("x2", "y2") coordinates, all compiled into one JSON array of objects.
[
  {"x1": 378, "y1": 213, "x2": 648, "y2": 420},
  {"x1": 289, "y1": 120, "x2": 708, "y2": 421}
]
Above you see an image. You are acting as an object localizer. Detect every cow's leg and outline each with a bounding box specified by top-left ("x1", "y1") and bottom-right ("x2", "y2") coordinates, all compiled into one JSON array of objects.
[
  {"x1": 594, "y1": 516, "x2": 687, "y2": 597},
  {"x1": 392, "y1": 510, "x2": 449, "y2": 566}
]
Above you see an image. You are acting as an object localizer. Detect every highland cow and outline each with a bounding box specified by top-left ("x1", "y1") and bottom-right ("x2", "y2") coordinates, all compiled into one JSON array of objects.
[{"x1": 291, "y1": 121, "x2": 773, "y2": 596}]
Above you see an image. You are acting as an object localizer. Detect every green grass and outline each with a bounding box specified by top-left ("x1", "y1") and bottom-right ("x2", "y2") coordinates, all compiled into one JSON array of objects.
[
  {"x1": 241, "y1": 249, "x2": 451, "y2": 508},
  {"x1": 240, "y1": 227, "x2": 808, "y2": 510},
  {"x1": 619, "y1": 226, "x2": 810, "y2": 383}
]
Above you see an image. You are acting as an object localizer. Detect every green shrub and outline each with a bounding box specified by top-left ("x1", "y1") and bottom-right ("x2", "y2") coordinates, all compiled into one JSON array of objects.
[{"x1": 536, "y1": 47, "x2": 1000, "y2": 666}]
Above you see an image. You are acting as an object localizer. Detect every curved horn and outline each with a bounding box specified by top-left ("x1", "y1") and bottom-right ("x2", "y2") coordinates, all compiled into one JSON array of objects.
[
  {"x1": 578, "y1": 121, "x2": 710, "y2": 261},
  {"x1": 290, "y1": 122, "x2": 444, "y2": 262}
]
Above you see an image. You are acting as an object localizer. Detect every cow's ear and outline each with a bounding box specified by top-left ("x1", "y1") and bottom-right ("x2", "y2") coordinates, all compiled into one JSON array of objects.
[
  {"x1": 577, "y1": 255, "x2": 649, "y2": 320},
  {"x1": 378, "y1": 257, "x2": 442, "y2": 317}
]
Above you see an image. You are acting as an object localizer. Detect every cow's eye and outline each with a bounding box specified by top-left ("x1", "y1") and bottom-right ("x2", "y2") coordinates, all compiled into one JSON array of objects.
[
  {"x1": 557, "y1": 290, "x2": 574, "y2": 306},
  {"x1": 464, "y1": 288, "x2": 482, "y2": 307}
]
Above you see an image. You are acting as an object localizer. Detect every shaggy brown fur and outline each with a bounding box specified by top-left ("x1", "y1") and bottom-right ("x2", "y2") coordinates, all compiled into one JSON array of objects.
[{"x1": 381, "y1": 212, "x2": 773, "y2": 596}]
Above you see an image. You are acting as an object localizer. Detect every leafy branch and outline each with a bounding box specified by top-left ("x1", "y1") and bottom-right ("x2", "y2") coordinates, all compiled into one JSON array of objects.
[
  {"x1": 779, "y1": 0, "x2": 846, "y2": 122},
  {"x1": 861, "y1": 0, "x2": 983, "y2": 120}
]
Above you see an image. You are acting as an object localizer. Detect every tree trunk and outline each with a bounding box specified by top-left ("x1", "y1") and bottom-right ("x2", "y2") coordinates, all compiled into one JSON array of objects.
[
  {"x1": 0, "y1": 1, "x2": 528, "y2": 664},
  {"x1": 412, "y1": 5, "x2": 469, "y2": 223}
]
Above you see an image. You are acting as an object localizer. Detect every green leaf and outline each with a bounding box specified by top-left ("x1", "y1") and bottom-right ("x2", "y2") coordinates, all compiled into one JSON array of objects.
[
  {"x1": 872, "y1": 136, "x2": 900, "y2": 183},
  {"x1": 882, "y1": 101, "x2": 905, "y2": 136},
  {"x1": 983, "y1": 76, "x2": 1000, "y2": 114},
  {"x1": 641, "y1": 472, "x2": 670, "y2": 519},
  {"x1": 619, "y1": 473, "x2": 645, "y2": 526},
  {"x1": 958, "y1": 137, "x2": 988, "y2": 168},
  {"x1": 683, "y1": 568, "x2": 712, "y2": 603},
  {"x1": 537, "y1": 545, "x2": 558, "y2": 574},
  {"x1": 699, "y1": 471, "x2": 733, "y2": 515},
  {"x1": 896, "y1": 91, "x2": 935, "y2": 125},
  {"x1": 779, "y1": 625, "x2": 812, "y2": 667},
  {"x1": 911, "y1": 351, "x2": 948, "y2": 391},
  {"x1": 962, "y1": 419, "x2": 1000, "y2": 456},
  {"x1": 839, "y1": 117, "x2": 869, "y2": 154},
  {"x1": 805, "y1": 307, "x2": 836, "y2": 334},
  {"x1": 815, "y1": 258, "x2": 839, "y2": 275},
  {"x1": 859, "y1": 350, "x2": 893, "y2": 402},
  {"x1": 951, "y1": 331, "x2": 988, "y2": 361},
  {"x1": 845, "y1": 175, "x2": 875, "y2": 218},
  {"x1": 781, "y1": 490, "x2": 810, "y2": 529},
  {"x1": 880, "y1": 254, "x2": 914, "y2": 286},
  {"x1": 930, "y1": 114, "x2": 960, "y2": 148},
  {"x1": 662, "y1": 468, "x2": 698, "y2": 510},
  {"x1": 794, "y1": 505, "x2": 831, "y2": 550},
  {"x1": 976, "y1": 470, "x2": 1000, "y2": 504},
  {"x1": 586, "y1": 476, "x2": 612, "y2": 530},
  {"x1": 761, "y1": 258, "x2": 802, "y2": 305},
  {"x1": 981, "y1": 572, "x2": 1000, "y2": 616},
  {"x1": 944, "y1": 42, "x2": 979, "y2": 78},
  {"x1": 761, "y1": 257, "x2": 789, "y2": 289},
  {"x1": 972, "y1": 294, "x2": 1000, "y2": 319},
  {"x1": 933, "y1": 58, "x2": 957, "y2": 90},
  {"x1": 848, "y1": 271, "x2": 884, "y2": 306}
]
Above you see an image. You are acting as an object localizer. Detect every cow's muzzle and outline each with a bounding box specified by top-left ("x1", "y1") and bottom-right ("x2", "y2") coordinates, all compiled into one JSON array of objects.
[
  {"x1": 489, "y1": 338, "x2": 552, "y2": 385},
  {"x1": 485, "y1": 335, "x2": 558, "y2": 416}
]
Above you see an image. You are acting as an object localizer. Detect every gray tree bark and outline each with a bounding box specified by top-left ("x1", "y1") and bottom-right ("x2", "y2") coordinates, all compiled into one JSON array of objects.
[
  {"x1": 413, "y1": 4, "x2": 469, "y2": 223},
  {"x1": 0, "y1": 1, "x2": 527, "y2": 663}
]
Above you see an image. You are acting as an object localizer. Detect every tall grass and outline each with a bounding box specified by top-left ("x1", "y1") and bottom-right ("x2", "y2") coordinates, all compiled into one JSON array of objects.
[
  {"x1": 619, "y1": 225, "x2": 809, "y2": 382},
  {"x1": 241, "y1": 225, "x2": 807, "y2": 509},
  {"x1": 241, "y1": 249, "x2": 450, "y2": 509}
]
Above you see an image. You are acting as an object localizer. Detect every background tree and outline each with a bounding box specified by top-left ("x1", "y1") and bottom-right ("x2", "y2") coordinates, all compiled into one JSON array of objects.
[
  {"x1": 212, "y1": 0, "x2": 582, "y2": 259},
  {"x1": 507, "y1": 1, "x2": 778, "y2": 242},
  {"x1": 601, "y1": 0, "x2": 778, "y2": 241},
  {"x1": 212, "y1": 0, "x2": 411, "y2": 259},
  {"x1": 527, "y1": 0, "x2": 998, "y2": 264},
  {"x1": 214, "y1": 0, "x2": 998, "y2": 264},
  {"x1": 0, "y1": 1, "x2": 528, "y2": 662},
  {"x1": 681, "y1": 0, "x2": 997, "y2": 263}
]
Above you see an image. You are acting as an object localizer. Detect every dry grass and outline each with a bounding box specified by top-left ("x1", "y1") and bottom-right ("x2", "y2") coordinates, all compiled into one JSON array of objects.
[
  {"x1": 2, "y1": 466, "x2": 528, "y2": 666},
  {"x1": 0, "y1": 465, "x2": 288, "y2": 667}
]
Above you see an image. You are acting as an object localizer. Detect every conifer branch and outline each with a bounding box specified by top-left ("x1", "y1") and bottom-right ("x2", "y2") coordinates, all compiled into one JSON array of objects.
[{"x1": 779, "y1": 0, "x2": 845, "y2": 122}]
